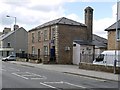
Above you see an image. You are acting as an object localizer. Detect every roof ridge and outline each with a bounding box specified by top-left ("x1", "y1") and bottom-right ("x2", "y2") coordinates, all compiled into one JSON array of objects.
[
  {"x1": 105, "y1": 19, "x2": 120, "y2": 31},
  {"x1": 29, "y1": 17, "x2": 86, "y2": 32},
  {"x1": 57, "y1": 17, "x2": 65, "y2": 23},
  {"x1": 93, "y1": 34, "x2": 107, "y2": 40}
]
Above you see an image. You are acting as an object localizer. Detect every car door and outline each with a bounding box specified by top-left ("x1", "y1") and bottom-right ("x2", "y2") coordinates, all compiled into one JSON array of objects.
[{"x1": 9, "y1": 56, "x2": 15, "y2": 60}]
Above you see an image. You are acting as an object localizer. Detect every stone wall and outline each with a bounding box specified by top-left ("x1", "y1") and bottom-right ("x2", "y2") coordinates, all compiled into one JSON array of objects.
[
  {"x1": 79, "y1": 62, "x2": 120, "y2": 74},
  {"x1": 108, "y1": 31, "x2": 120, "y2": 50},
  {"x1": 58, "y1": 25, "x2": 87, "y2": 64}
]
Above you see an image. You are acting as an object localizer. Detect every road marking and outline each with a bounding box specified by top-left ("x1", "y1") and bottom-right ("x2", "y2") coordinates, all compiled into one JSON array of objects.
[
  {"x1": 31, "y1": 77, "x2": 47, "y2": 80},
  {"x1": 44, "y1": 81, "x2": 64, "y2": 84},
  {"x1": 12, "y1": 73, "x2": 29, "y2": 80},
  {"x1": 64, "y1": 82, "x2": 86, "y2": 88},
  {"x1": 9, "y1": 68, "x2": 20, "y2": 71},
  {"x1": 22, "y1": 74, "x2": 34, "y2": 76},
  {"x1": 12, "y1": 72, "x2": 47, "y2": 80},
  {"x1": 25, "y1": 72, "x2": 47, "y2": 80},
  {"x1": 41, "y1": 81, "x2": 86, "y2": 89},
  {"x1": 0, "y1": 69, "x2": 6, "y2": 71},
  {"x1": 40, "y1": 82, "x2": 57, "y2": 89}
]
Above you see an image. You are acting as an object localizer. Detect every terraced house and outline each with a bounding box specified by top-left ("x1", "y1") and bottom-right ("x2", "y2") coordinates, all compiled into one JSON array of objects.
[
  {"x1": 0, "y1": 25, "x2": 28, "y2": 57},
  {"x1": 105, "y1": 20, "x2": 120, "y2": 50},
  {"x1": 28, "y1": 7, "x2": 94, "y2": 64}
]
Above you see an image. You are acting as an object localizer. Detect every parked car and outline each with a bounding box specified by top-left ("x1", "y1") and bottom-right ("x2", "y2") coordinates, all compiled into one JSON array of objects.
[{"x1": 2, "y1": 55, "x2": 16, "y2": 61}]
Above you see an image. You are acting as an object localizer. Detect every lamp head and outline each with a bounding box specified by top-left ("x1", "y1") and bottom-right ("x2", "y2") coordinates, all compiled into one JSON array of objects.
[{"x1": 6, "y1": 15, "x2": 10, "y2": 17}]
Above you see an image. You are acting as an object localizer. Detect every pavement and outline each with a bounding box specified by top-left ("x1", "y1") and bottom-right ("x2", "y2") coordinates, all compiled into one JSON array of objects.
[{"x1": 8, "y1": 61, "x2": 120, "y2": 81}]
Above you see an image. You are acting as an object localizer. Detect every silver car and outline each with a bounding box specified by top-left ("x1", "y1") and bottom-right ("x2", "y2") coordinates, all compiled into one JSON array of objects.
[{"x1": 2, "y1": 55, "x2": 16, "y2": 61}]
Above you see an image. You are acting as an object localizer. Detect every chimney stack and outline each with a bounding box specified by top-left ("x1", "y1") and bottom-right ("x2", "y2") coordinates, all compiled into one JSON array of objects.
[
  {"x1": 3, "y1": 27, "x2": 11, "y2": 34},
  {"x1": 14, "y1": 25, "x2": 19, "y2": 31},
  {"x1": 85, "y1": 6, "x2": 93, "y2": 42}
]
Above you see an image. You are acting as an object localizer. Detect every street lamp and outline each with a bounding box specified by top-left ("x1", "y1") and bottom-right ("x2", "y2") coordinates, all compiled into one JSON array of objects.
[
  {"x1": 6, "y1": 15, "x2": 16, "y2": 25},
  {"x1": 6, "y1": 15, "x2": 17, "y2": 56}
]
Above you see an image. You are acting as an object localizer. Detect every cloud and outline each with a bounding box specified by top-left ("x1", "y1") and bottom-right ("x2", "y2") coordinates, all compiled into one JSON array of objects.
[
  {"x1": 0, "y1": 0, "x2": 65, "y2": 31},
  {"x1": 92, "y1": 3, "x2": 117, "y2": 39},
  {"x1": 0, "y1": 0, "x2": 117, "y2": 39}
]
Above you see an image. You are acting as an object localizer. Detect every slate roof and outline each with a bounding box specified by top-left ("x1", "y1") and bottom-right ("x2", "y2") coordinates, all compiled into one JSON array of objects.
[
  {"x1": 92, "y1": 34, "x2": 107, "y2": 48},
  {"x1": 0, "y1": 27, "x2": 26, "y2": 41},
  {"x1": 74, "y1": 34, "x2": 107, "y2": 48},
  {"x1": 29, "y1": 17, "x2": 86, "y2": 32},
  {"x1": 74, "y1": 40, "x2": 94, "y2": 46},
  {"x1": 105, "y1": 19, "x2": 120, "y2": 31}
]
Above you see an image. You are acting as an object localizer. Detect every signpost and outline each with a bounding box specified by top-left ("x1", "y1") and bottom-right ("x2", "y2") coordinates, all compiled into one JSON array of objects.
[{"x1": 114, "y1": 0, "x2": 120, "y2": 74}]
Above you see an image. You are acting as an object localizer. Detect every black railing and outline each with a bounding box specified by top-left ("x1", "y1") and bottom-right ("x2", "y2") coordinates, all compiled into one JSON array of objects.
[{"x1": 16, "y1": 53, "x2": 53, "y2": 62}]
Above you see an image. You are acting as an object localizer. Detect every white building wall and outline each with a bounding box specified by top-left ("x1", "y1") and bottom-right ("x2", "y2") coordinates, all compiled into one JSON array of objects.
[
  {"x1": 73, "y1": 42, "x2": 80, "y2": 65},
  {"x1": 80, "y1": 45, "x2": 94, "y2": 54},
  {"x1": 73, "y1": 42, "x2": 94, "y2": 64}
]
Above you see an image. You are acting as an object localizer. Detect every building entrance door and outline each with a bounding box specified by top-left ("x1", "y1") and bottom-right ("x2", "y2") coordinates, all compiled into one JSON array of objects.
[
  {"x1": 50, "y1": 46, "x2": 56, "y2": 62},
  {"x1": 38, "y1": 49, "x2": 40, "y2": 59}
]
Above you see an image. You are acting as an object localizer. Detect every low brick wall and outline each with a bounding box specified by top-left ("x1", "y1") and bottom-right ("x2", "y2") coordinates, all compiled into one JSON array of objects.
[
  {"x1": 16, "y1": 58, "x2": 27, "y2": 62},
  {"x1": 16, "y1": 58, "x2": 42, "y2": 64},
  {"x1": 79, "y1": 62, "x2": 120, "y2": 74}
]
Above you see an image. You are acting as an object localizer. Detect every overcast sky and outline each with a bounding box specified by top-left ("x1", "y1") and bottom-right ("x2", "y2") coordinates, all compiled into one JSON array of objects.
[{"x1": 0, "y1": 0, "x2": 119, "y2": 38}]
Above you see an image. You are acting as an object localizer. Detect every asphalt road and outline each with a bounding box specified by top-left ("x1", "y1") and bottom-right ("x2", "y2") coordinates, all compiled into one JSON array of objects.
[{"x1": 1, "y1": 61, "x2": 119, "y2": 90}]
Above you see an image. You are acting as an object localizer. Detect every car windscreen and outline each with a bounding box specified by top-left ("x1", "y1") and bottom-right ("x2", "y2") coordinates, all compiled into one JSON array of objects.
[{"x1": 96, "y1": 54, "x2": 104, "y2": 62}]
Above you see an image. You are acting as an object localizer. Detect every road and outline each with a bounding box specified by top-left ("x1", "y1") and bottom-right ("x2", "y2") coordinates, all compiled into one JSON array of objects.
[{"x1": 1, "y1": 61, "x2": 119, "y2": 90}]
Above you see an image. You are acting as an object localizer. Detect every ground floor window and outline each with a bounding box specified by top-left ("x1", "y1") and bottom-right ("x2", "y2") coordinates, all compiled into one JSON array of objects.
[
  {"x1": 32, "y1": 46, "x2": 35, "y2": 54},
  {"x1": 44, "y1": 46, "x2": 48, "y2": 55}
]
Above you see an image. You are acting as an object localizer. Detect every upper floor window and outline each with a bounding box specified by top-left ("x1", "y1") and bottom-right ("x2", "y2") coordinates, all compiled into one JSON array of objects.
[
  {"x1": 38, "y1": 31, "x2": 41, "y2": 42},
  {"x1": 7, "y1": 42, "x2": 11, "y2": 47},
  {"x1": 32, "y1": 33, "x2": 35, "y2": 43},
  {"x1": 51, "y1": 28, "x2": 56, "y2": 40},
  {"x1": 117, "y1": 30, "x2": 120, "y2": 40},
  {"x1": 44, "y1": 30, "x2": 48, "y2": 41}
]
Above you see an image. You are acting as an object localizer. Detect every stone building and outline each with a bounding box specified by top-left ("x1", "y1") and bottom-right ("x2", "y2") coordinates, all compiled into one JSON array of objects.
[
  {"x1": 28, "y1": 6, "x2": 94, "y2": 64},
  {"x1": 105, "y1": 20, "x2": 120, "y2": 50}
]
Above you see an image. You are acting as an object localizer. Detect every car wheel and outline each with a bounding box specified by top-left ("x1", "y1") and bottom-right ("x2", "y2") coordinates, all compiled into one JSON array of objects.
[{"x1": 5, "y1": 59, "x2": 8, "y2": 61}]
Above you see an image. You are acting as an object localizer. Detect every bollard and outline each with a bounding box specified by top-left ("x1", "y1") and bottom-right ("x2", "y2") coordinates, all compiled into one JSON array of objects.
[{"x1": 114, "y1": 60, "x2": 117, "y2": 74}]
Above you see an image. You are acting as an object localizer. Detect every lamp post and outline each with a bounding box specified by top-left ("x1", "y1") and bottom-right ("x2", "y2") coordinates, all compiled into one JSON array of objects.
[
  {"x1": 6, "y1": 15, "x2": 16, "y2": 25},
  {"x1": 114, "y1": 0, "x2": 119, "y2": 74},
  {"x1": 6, "y1": 15, "x2": 17, "y2": 56}
]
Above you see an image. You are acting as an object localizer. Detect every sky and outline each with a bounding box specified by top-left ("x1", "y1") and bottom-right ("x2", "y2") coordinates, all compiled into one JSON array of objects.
[{"x1": 0, "y1": 0, "x2": 120, "y2": 39}]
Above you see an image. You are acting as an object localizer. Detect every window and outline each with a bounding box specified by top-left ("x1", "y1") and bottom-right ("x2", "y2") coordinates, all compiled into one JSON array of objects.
[
  {"x1": 38, "y1": 31, "x2": 41, "y2": 42},
  {"x1": 32, "y1": 46, "x2": 35, "y2": 54},
  {"x1": 73, "y1": 44, "x2": 76, "y2": 47},
  {"x1": 117, "y1": 30, "x2": 120, "y2": 40},
  {"x1": 44, "y1": 46, "x2": 48, "y2": 55},
  {"x1": 7, "y1": 42, "x2": 10, "y2": 47},
  {"x1": 44, "y1": 30, "x2": 48, "y2": 40},
  {"x1": 96, "y1": 54, "x2": 104, "y2": 62},
  {"x1": 51, "y1": 28, "x2": 56, "y2": 40},
  {"x1": 32, "y1": 33, "x2": 35, "y2": 43}
]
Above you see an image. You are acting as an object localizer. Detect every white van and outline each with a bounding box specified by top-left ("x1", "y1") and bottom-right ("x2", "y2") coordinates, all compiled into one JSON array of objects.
[{"x1": 93, "y1": 50, "x2": 120, "y2": 67}]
